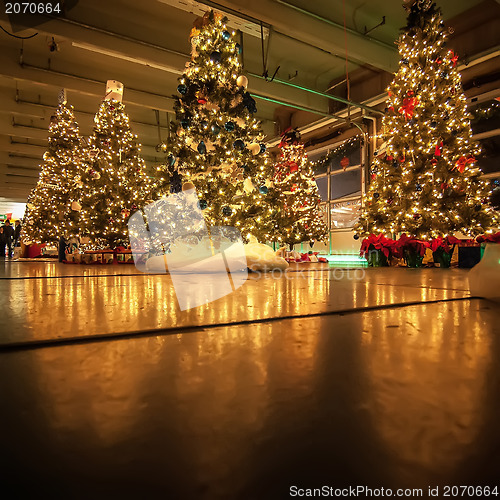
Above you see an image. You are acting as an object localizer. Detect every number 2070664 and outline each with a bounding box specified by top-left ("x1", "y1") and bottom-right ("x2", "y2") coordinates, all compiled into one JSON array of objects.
[{"x1": 5, "y1": 2, "x2": 61, "y2": 14}]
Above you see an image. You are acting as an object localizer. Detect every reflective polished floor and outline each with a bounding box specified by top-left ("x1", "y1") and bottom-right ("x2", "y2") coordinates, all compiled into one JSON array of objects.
[{"x1": 0, "y1": 261, "x2": 499, "y2": 498}]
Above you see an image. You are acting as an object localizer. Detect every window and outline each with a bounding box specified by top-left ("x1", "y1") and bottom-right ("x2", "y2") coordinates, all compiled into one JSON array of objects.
[
  {"x1": 329, "y1": 146, "x2": 361, "y2": 172},
  {"x1": 330, "y1": 169, "x2": 362, "y2": 199},
  {"x1": 330, "y1": 198, "x2": 361, "y2": 229},
  {"x1": 315, "y1": 177, "x2": 329, "y2": 202},
  {"x1": 309, "y1": 136, "x2": 364, "y2": 231}
]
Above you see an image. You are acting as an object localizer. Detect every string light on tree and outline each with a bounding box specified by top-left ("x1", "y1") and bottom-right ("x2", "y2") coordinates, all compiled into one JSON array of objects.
[
  {"x1": 22, "y1": 90, "x2": 85, "y2": 244},
  {"x1": 78, "y1": 81, "x2": 153, "y2": 249},
  {"x1": 155, "y1": 10, "x2": 275, "y2": 242},
  {"x1": 272, "y1": 129, "x2": 328, "y2": 248},
  {"x1": 356, "y1": 0, "x2": 498, "y2": 239}
]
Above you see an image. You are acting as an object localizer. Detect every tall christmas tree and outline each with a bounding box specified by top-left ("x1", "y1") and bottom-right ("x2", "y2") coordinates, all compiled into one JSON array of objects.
[
  {"x1": 156, "y1": 10, "x2": 275, "y2": 242},
  {"x1": 356, "y1": 0, "x2": 498, "y2": 239},
  {"x1": 78, "y1": 81, "x2": 152, "y2": 249},
  {"x1": 272, "y1": 129, "x2": 327, "y2": 248},
  {"x1": 22, "y1": 92, "x2": 84, "y2": 243}
]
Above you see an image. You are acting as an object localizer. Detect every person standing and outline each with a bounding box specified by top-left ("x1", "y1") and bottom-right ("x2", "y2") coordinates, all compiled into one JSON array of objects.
[
  {"x1": 3, "y1": 220, "x2": 15, "y2": 258},
  {"x1": 0, "y1": 226, "x2": 6, "y2": 258},
  {"x1": 14, "y1": 220, "x2": 22, "y2": 247}
]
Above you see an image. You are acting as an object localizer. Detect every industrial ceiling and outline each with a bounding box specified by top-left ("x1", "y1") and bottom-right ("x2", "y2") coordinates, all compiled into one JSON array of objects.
[{"x1": 0, "y1": 0, "x2": 498, "y2": 205}]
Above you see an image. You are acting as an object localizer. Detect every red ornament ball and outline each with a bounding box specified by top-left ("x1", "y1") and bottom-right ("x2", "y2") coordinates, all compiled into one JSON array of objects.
[
  {"x1": 289, "y1": 162, "x2": 299, "y2": 172},
  {"x1": 340, "y1": 157, "x2": 350, "y2": 170}
]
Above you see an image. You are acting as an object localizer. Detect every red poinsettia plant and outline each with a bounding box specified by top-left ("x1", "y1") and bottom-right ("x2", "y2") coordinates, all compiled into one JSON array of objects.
[
  {"x1": 360, "y1": 234, "x2": 396, "y2": 258},
  {"x1": 430, "y1": 235, "x2": 461, "y2": 253},
  {"x1": 475, "y1": 232, "x2": 500, "y2": 244},
  {"x1": 393, "y1": 233, "x2": 429, "y2": 258}
]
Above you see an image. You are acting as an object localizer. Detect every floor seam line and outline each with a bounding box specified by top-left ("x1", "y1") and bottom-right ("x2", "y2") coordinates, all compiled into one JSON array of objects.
[{"x1": 0, "y1": 296, "x2": 478, "y2": 353}]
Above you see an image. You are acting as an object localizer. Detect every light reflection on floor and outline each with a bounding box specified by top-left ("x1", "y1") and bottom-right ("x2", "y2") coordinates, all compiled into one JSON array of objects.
[{"x1": 0, "y1": 262, "x2": 499, "y2": 498}]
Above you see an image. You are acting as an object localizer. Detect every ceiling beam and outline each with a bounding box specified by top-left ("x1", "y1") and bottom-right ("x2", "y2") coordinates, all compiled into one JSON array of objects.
[
  {"x1": 0, "y1": 137, "x2": 46, "y2": 156},
  {"x1": 195, "y1": 0, "x2": 399, "y2": 72},
  {"x1": 0, "y1": 46, "x2": 175, "y2": 112},
  {"x1": 26, "y1": 18, "x2": 328, "y2": 116},
  {"x1": 0, "y1": 154, "x2": 40, "y2": 168},
  {"x1": 0, "y1": 165, "x2": 39, "y2": 178}
]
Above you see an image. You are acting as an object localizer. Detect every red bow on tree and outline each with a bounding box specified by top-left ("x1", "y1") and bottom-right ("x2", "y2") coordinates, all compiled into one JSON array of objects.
[
  {"x1": 453, "y1": 156, "x2": 475, "y2": 173},
  {"x1": 449, "y1": 51, "x2": 459, "y2": 67},
  {"x1": 399, "y1": 96, "x2": 418, "y2": 120},
  {"x1": 279, "y1": 127, "x2": 301, "y2": 148},
  {"x1": 434, "y1": 141, "x2": 443, "y2": 156}
]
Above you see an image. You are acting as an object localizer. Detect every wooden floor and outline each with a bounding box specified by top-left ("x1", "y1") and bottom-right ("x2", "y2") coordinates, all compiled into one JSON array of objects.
[{"x1": 0, "y1": 261, "x2": 499, "y2": 498}]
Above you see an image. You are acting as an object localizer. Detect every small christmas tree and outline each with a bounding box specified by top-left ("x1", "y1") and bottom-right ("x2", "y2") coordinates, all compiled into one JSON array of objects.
[
  {"x1": 156, "y1": 10, "x2": 275, "y2": 242},
  {"x1": 356, "y1": 0, "x2": 498, "y2": 239},
  {"x1": 79, "y1": 81, "x2": 152, "y2": 248},
  {"x1": 22, "y1": 92, "x2": 84, "y2": 243},
  {"x1": 272, "y1": 129, "x2": 327, "y2": 248}
]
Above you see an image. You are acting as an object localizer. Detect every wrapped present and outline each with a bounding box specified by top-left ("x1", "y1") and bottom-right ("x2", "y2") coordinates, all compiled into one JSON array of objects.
[
  {"x1": 458, "y1": 246, "x2": 484, "y2": 268},
  {"x1": 103, "y1": 253, "x2": 114, "y2": 264}
]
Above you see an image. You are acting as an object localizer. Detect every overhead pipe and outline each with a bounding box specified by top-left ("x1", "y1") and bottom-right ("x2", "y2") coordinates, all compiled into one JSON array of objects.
[
  {"x1": 274, "y1": 0, "x2": 394, "y2": 51},
  {"x1": 248, "y1": 72, "x2": 384, "y2": 115},
  {"x1": 254, "y1": 94, "x2": 367, "y2": 142},
  {"x1": 55, "y1": 17, "x2": 189, "y2": 59},
  {"x1": 191, "y1": 0, "x2": 369, "y2": 66},
  {"x1": 254, "y1": 94, "x2": 335, "y2": 119}
]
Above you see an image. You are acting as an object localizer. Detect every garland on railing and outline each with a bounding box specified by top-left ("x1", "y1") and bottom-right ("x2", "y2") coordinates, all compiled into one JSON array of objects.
[
  {"x1": 471, "y1": 101, "x2": 500, "y2": 123},
  {"x1": 311, "y1": 136, "x2": 362, "y2": 171}
]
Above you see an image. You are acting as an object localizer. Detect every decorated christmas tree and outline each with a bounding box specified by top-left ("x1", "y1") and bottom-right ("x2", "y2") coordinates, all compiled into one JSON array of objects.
[
  {"x1": 22, "y1": 91, "x2": 84, "y2": 244},
  {"x1": 156, "y1": 10, "x2": 275, "y2": 242},
  {"x1": 272, "y1": 129, "x2": 327, "y2": 248},
  {"x1": 78, "y1": 81, "x2": 152, "y2": 249},
  {"x1": 356, "y1": 0, "x2": 498, "y2": 239}
]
